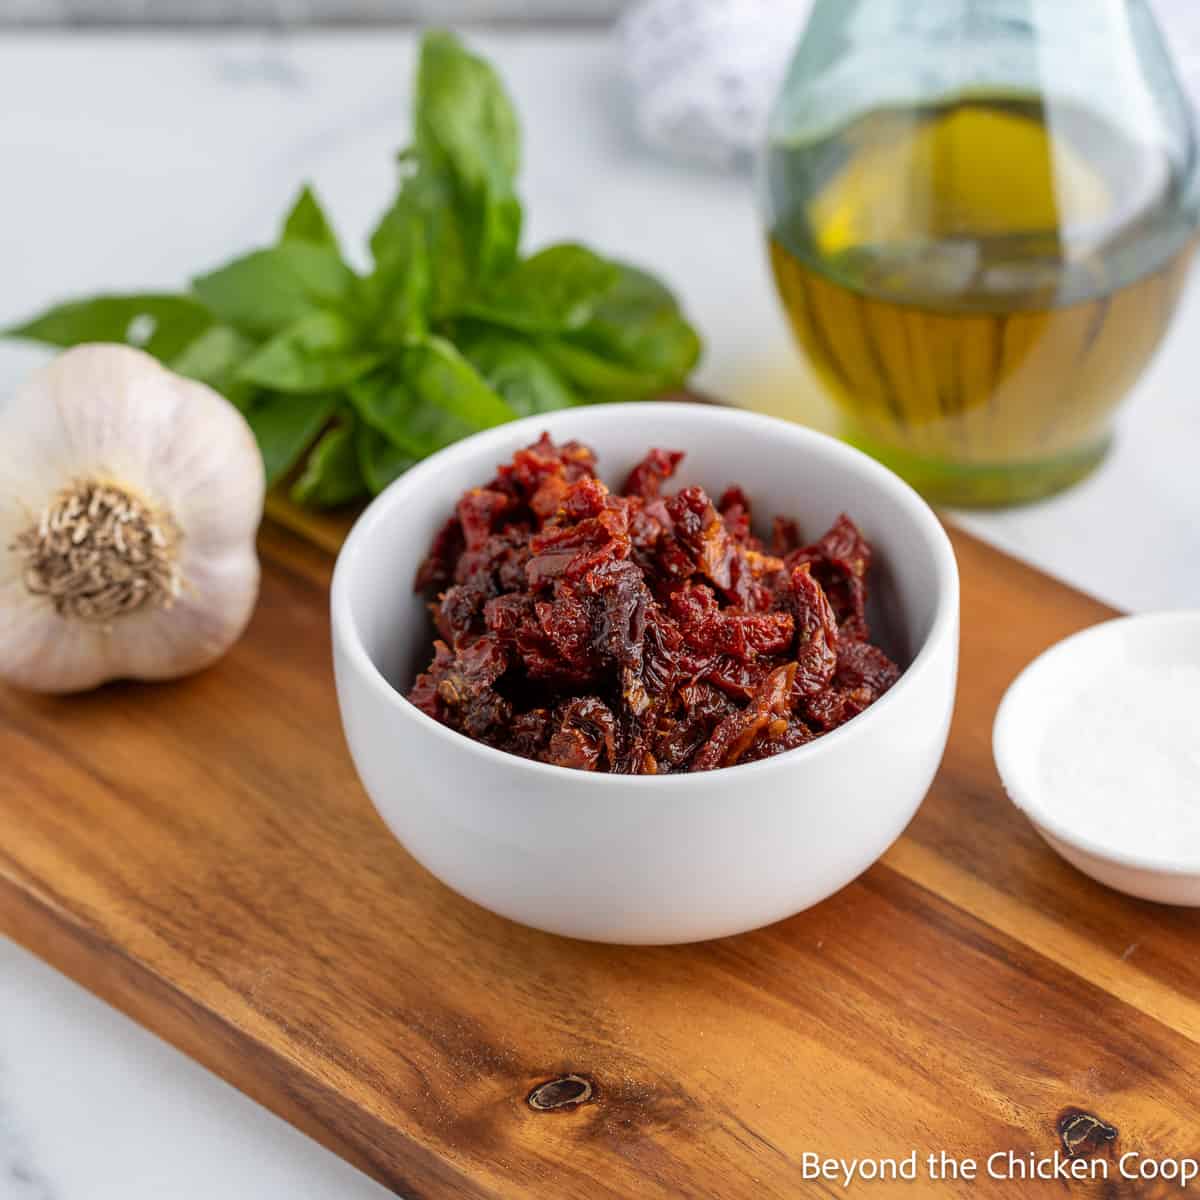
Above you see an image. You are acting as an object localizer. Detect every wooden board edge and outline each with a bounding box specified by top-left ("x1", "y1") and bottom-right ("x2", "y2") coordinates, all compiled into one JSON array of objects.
[
  {"x1": 0, "y1": 862, "x2": 498, "y2": 1200},
  {"x1": 263, "y1": 493, "x2": 356, "y2": 559}
]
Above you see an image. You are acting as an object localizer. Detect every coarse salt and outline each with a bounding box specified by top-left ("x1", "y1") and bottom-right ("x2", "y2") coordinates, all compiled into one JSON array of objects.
[{"x1": 1037, "y1": 663, "x2": 1200, "y2": 861}]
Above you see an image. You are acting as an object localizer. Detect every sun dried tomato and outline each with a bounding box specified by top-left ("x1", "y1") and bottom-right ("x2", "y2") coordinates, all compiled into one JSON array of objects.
[
  {"x1": 409, "y1": 634, "x2": 511, "y2": 739},
  {"x1": 414, "y1": 516, "x2": 464, "y2": 592},
  {"x1": 408, "y1": 437, "x2": 901, "y2": 773},
  {"x1": 717, "y1": 485, "x2": 756, "y2": 546},
  {"x1": 722, "y1": 544, "x2": 784, "y2": 613},
  {"x1": 689, "y1": 663, "x2": 796, "y2": 772},
  {"x1": 701, "y1": 654, "x2": 772, "y2": 702},
  {"x1": 665, "y1": 486, "x2": 734, "y2": 591},
  {"x1": 493, "y1": 433, "x2": 596, "y2": 500},
  {"x1": 526, "y1": 487, "x2": 631, "y2": 589},
  {"x1": 789, "y1": 563, "x2": 839, "y2": 699},
  {"x1": 622, "y1": 448, "x2": 684, "y2": 500},
  {"x1": 835, "y1": 639, "x2": 901, "y2": 695},
  {"x1": 507, "y1": 707, "x2": 552, "y2": 758},
  {"x1": 653, "y1": 680, "x2": 736, "y2": 771},
  {"x1": 546, "y1": 696, "x2": 617, "y2": 771},
  {"x1": 740, "y1": 715, "x2": 815, "y2": 762},
  {"x1": 434, "y1": 579, "x2": 487, "y2": 648},
  {"x1": 669, "y1": 582, "x2": 794, "y2": 659},
  {"x1": 787, "y1": 513, "x2": 872, "y2": 641},
  {"x1": 456, "y1": 488, "x2": 515, "y2": 551},
  {"x1": 770, "y1": 515, "x2": 802, "y2": 557}
]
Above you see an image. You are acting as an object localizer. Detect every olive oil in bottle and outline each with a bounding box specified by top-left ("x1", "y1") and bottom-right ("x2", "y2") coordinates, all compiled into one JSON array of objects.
[{"x1": 766, "y1": 94, "x2": 1196, "y2": 505}]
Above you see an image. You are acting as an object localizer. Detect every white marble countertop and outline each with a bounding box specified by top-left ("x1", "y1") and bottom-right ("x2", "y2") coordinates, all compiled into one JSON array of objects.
[{"x1": 1, "y1": 29, "x2": 1198, "y2": 1200}]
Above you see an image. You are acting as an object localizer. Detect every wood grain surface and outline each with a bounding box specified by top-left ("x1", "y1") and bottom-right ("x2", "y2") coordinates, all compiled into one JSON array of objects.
[{"x1": 2, "y1": 517, "x2": 1197, "y2": 1198}]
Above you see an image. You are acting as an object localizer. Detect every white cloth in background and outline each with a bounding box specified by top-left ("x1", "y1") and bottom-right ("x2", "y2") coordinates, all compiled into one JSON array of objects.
[
  {"x1": 618, "y1": 0, "x2": 1200, "y2": 168},
  {"x1": 617, "y1": 0, "x2": 812, "y2": 168}
]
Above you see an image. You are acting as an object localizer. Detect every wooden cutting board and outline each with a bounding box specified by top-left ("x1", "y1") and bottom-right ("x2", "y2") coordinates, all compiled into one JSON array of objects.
[{"x1": 2, "y1": 509, "x2": 1197, "y2": 1198}]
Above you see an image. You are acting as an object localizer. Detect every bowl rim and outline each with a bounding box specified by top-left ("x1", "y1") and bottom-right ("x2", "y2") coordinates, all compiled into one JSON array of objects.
[
  {"x1": 993, "y1": 609, "x2": 1200, "y2": 877},
  {"x1": 331, "y1": 401, "x2": 960, "y2": 788}
]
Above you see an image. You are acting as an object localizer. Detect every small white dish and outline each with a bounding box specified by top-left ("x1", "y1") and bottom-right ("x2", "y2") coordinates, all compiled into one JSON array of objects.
[
  {"x1": 332, "y1": 402, "x2": 959, "y2": 944},
  {"x1": 994, "y1": 611, "x2": 1200, "y2": 906}
]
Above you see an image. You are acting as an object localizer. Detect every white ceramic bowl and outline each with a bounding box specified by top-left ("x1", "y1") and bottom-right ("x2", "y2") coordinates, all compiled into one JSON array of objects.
[
  {"x1": 994, "y1": 611, "x2": 1200, "y2": 906},
  {"x1": 332, "y1": 403, "x2": 959, "y2": 944}
]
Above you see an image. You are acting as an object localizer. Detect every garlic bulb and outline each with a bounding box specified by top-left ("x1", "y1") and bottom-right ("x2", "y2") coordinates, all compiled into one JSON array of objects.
[{"x1": 1, "y1": 344, "x2": 265, "y2": 693}]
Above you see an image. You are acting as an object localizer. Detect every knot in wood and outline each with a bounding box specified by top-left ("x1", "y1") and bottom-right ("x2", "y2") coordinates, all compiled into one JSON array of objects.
[
  {"x1": 1058, "y1": 1108, "x2": 1118, "y2": 1158},
  {"x1": 527, "y1": 1074, "x2": 594, "y2": 1112}
]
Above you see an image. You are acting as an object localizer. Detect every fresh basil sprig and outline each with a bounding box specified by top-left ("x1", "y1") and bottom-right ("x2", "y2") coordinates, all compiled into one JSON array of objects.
[{"x1": 4, "y1": 31, "x2": 701, "y2": 508}]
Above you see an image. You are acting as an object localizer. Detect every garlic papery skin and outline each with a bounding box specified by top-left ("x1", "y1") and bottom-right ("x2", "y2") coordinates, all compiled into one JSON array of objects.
[{"x1": 1, "y1": 343, "x2": 265, "y2": 693}]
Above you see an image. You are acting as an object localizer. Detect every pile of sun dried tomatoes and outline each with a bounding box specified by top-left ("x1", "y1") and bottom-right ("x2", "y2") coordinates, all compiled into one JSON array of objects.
[{"x1": 409, "y1": 435, "x2": 901, "y2": 773}]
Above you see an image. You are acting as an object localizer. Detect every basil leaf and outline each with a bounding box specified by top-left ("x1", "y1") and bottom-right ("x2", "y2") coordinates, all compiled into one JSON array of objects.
[
  {"x1": 403, "y1": 336, "x2": 515, "y2": 429},
  {"x1": 237, "y1": 311, "x2": 381, "y2": 393},
  {"x1": 543, "y1": 265, "x2": 701, "y2": 399},
  {"x1": 6, "y1": 294, "x2": 213, "y2": 362},
  {"x1": 369, "y1": 180, "x2": 420, "y2": 270},
  {"x1": 192, "y1": 243, "x2": 354, "y2": 337},
  {"x1": 290, "y1": 416, "x2": 366, "y2": 508},
  {"x1": 350, "y1": 368, "x2": 476, "y2": 458},
  {"x1": 171, "y1": 324, "x2": 259, "y2": 408},
  {"x1": 244, "y1": 391, "x2": 340, "y2": 485},
  {"x1": 348, "y1": 370, "x2": 421, "y2": 450},
  {"x1": 281, "y1": 184, "x2": 340, "y2": 250},
  {"x1": 350, "y1": 338, "x2": 513, "y2": 459},
  {"x1": 418, "y1": 33, "x2": 519, "y2": 185},
  {"x1": 421, "y1": 174, "x2": 473, "y2": 318},
  {"x1": 576, "y1": 265, "x2": 702, "y2": 380},
  {"x1": 534, "y1": 340, "x2": 654, "y2": 399},
  {"x1": 461, "y1": 329, "x2": 577, "y2": 416},
  {"x1": 457, "y1": 244, "x2": 620, "y2": 334},
  {"x1": 356, "y1": 423, "x2": 418, "y2": 494},
  {"x1": 363, "y1": 189, "x2": 431, "y2": 342},
  {"x1": 415, "y1": 31, "x2": 521, "y2": 282}
]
